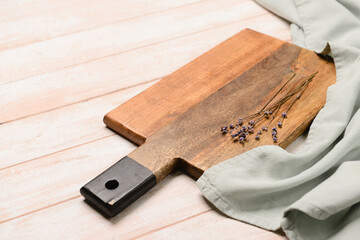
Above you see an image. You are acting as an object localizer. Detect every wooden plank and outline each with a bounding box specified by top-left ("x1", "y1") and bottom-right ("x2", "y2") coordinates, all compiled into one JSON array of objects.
[
  {"x1": 0, "y1": 0, "x2": 296, "y2": 238},
  {"x1": 104, "y1": 34, "x2": 335, "y2": 182},
  {"x1": 0, "y1": 13, "x2": 290, "y2": 123},
  {"x1": 80, "y1": 29, "x2": 334, "y2": 217},
  {"x1": 104, "y1": 29, "x2": 287, "y2": 145},
  {"x1": 0, "y1": 0, "x2": 89, "y2": 22},
  {"x1": 137, "y1": 210, "x2": 286, "y2": 240},
  {"x1": 0, "y1": 135, "x2": 135, "y2": 222},
  {"x1": 0, "y1": 65, "x2": 307, "y2": 224},
  {"x1": 0, "y1": 82, "x2": 156, "y2": 170},
  {"x1": 0, "y1": 172, "x2": 211, "y2": 239},
  {"x1": 0, "y1": 0, "x2": 272, "y2": 85},
  {"x1": 0, "y1": 0, "x2": 201, "y2": 51}
]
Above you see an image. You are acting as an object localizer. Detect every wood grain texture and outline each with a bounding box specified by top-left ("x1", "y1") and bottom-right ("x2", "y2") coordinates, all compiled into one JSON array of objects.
[
  {"x1": 0, "y1": 13, "x2": 290, "y2": 124},
  {"x1": 0, "y1": 82, "x2": 156, "y2": 170},
  {"x1": 0, "y1": 0, "x2": 300, "y2": 238},
  {"x1": 0, "y1": 0, "x2": 90, "y2": 22},
  {"x1": 0, "y1": 171, "x2": 285, "y2": 240},
  {"x1": 104, "y1": 29, "x2": 285, "y2": 144},
  {"x1": 0, "y1": 0, "x2": 265, "y2": 85},
  {"x1": 0, "y1": 135, "x2": 135, "y2": 222},
  {"x1": 107, "y1": 30, "x2": 336, "y2": 182},
  {"x1": 138, "y1": 209, "x2": 285, "y2": 240},
  {"x1": 0, "y1": 0, "x2": 200, "y2": 51}
]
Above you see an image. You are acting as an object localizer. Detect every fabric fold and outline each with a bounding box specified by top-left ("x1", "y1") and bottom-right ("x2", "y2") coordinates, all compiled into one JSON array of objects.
[{"x1": 197, "y1": 0, "x2": 360, "y2": 239}]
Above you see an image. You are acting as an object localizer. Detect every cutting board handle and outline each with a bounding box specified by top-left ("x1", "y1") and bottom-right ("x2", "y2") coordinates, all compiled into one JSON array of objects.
[{"x1": 80, "y1": 156, "x2": 156, "y2": 218}]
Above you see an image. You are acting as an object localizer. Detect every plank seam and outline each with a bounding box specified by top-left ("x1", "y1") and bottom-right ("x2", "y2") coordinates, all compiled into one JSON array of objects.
[
  {"x1": 0, "y1": 195, "x2": 82, "y2": 224},
  {"x1": 1, "y1": 77, "x2": 162, "y2": 125},
  {"x1": 0, "y1": 0, "x2": 92, "y2": 23},
  {"x1": 0, "y1": 193, "x2": 212, "y2": 239},
  {"x1": 0, "y1": 134, "x2": 115, "y2": 171},
  {"x1": 131, "y1": 209, "x2": 212, "y2": 239},
  {"x1": 0, "y1": 11, "x2": 270, "y2": 87},
  {"x1": 0, "y1": 0, "x2": 211, "y2": 51}
]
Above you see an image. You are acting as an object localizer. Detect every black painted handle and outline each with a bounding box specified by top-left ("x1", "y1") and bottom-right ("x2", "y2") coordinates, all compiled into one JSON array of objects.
[{"x1": 80, "y1": 156, "x2": 156, "y2": 218}]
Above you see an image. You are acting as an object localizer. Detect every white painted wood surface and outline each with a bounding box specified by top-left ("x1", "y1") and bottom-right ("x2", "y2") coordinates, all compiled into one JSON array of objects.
[{"x1": 0, "y1": 0, "x2": 292, "y2": 239}]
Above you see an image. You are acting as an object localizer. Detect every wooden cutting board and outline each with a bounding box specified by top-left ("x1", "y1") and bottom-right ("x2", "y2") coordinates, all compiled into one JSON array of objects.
[{"x1": 81, "y1": 29, "x2": 336, "y2": 217}]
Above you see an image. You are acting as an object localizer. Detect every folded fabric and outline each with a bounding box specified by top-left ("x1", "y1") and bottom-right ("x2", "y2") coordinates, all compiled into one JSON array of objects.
[{"x1": 197, "y1": 0, "x2": 360, "y2": 239}]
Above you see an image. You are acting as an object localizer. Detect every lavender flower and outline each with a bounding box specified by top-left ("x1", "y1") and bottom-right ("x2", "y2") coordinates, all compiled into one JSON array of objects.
[
  {"x1": 220, "y1": 72, "x2": 317, "y2": 146},
  {"x1": 221, "y1": 126, "x2": 228, "y2": 134}
]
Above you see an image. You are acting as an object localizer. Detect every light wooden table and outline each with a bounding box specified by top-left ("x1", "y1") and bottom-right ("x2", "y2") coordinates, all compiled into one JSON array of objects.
[{"x1": 0, "y1": 0, "x2": 296, "y2": 239}]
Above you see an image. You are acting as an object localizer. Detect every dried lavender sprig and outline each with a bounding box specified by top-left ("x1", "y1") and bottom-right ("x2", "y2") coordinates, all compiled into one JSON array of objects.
[
  {"x1": 261, "y1": 73, "x2": 317, "y2": 115},
  {"x1": 233, "y1": 85, "x2": 300, "y2": 131},
  {"x1": 239, "y1": 72, "x2": 316, "y2": 123},
  {"x1": 265, "y1": 104, "x2": 281, "y2": 128},
  {"x1": 265, "y1": 73, "x2": 316, "y2": 135},
  {"x1": 236, "y1": 73, "x2": 297, "y2": 123},
  {"x1": 259, "y1": 73, "x2": 296, "y2": 113},
  {"x1": 222, "y1": 72, "x2": 317, "y2": 144},
  {"x1": 275, "y1": 72, "x2": 317, "y2": 121},
  {"x1": 276, "y1": 76, "x2": 313, "y2": 126}
]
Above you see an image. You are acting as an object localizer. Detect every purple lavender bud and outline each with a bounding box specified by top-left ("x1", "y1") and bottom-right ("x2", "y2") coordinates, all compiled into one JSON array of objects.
[
  {"x1": 272, "y1": 132, "x2": 277, "y2": 137},
  {"x1": 255, "y1": 135, "x2": 260, "y2": 141},
  {"x1": 262, "y1": 127, "x2": 268, "y2": 132},
  {"x1": 242, "y1": 126, "x2": 246, "y2": 131},
  {"x1": 269, "y1": 110, "x2": 273, "y2": 115},
  {"x1": 249, "y1": 120, "x2": 255, "y2": 126},
  {"x1": 229, "y1": 124, "x2": 235, "y2": 129},
  {"x1": 221, "y1": 126, "x2": 228, "y2": 131},
  {"x1": 273, "y1": 137, "x2": 278, "y2": 143},
  {"x1": 239, "y1": 137, "x2": 244, "y2": 143},
  {"x1": 238, "y1": 118, "x2": 243, "y2": 125},
  {"x1": 272, "y1": 127, "x2": 277, "y2": 132},
  {"x1": 257, "y1": 131, "x2": 262, "y2": 135},
  {"x1": 278, "y1": 122, "x2": 282, "y2": 128},
  {"x1": 282, "y1": 112, "x2": 287, "y2": 118},
  {"x1": 231, "y1": 133, "x2": 237, "y2": 138},
  {"x1": 264, "y1": 111, "x2": 269, "y2": 119},
  {"x1": 248, "y1": 129, "x2": 254, "y2": 134},
  {"x1": 221, "y1": 126, "x2": 228, "y2": 134}
]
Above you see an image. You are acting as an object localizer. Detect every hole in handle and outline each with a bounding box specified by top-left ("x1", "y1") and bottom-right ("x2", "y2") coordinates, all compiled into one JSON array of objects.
[{"x1": 105, "y1": 179, "x2": 119, "y2": 190}]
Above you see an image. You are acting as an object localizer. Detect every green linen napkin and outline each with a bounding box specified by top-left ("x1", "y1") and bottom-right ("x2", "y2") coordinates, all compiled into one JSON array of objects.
[{"x1": 197, "y1": 0, "x2": 360, "y2": 239}]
